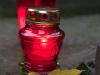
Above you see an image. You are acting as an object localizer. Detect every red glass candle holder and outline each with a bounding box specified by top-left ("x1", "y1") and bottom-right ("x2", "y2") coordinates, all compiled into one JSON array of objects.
[
  {"x1": 34, "y1": 0, "x2": 56, "y2": 7},
  {"x1": 19, "y1": 7, "x2": 65, "y2": 74},
  {"x1": 17, "y1": 0, "x2": 56, "y2": 30}
]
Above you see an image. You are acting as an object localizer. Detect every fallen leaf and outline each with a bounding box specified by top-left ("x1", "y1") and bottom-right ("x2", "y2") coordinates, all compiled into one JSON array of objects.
[{"x1": 28, "y1": 72, "x2": 39, "y2": 75}]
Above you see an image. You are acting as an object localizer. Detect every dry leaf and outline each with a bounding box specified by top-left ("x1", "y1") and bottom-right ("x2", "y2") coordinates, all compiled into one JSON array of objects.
[
  {"x1": 28, "y1": 72, "x2": 39, "y2": 75},
  {"x1": 48, "y1": 69, "x2": 82, "y2": 75}
]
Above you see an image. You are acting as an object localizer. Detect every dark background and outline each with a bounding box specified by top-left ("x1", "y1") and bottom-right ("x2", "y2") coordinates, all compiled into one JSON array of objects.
[{"x1": 0, "y1": 0, "x2": 100, "y2": 17}]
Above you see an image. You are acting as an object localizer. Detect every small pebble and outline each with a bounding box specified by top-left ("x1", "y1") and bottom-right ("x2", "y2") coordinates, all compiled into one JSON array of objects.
[
  {"x1": 90, "y1": 45, "x2": 95, "y2": 49},
  {"x1": 69, "y1": 47, "x2": 73, "y2": 50}
]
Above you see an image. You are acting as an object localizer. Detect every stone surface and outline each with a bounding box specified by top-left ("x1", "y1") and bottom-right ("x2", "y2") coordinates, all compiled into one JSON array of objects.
[{"x1": 0, "y1": 14, "x2": 100, "y2": 75}]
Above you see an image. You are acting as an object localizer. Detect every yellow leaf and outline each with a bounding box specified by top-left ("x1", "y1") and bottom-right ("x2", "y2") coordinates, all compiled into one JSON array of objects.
[
  {"x1": 28, "y1": 72, "x2": 39, "y2": 75},
  {"x1": 48, "y1": 69, "x2": 82, "y2": 75},
  {"x1": 48, "y1": 69, "x2": 61, "y2": 75},
  {"x1": 65, "y1": 69, "x2": 82, "y2": 75}
]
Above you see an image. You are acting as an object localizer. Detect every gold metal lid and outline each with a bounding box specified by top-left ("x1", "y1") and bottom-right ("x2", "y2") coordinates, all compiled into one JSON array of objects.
[{"x1": 26, "y1": 7, "x2": 60, "y2": 25}]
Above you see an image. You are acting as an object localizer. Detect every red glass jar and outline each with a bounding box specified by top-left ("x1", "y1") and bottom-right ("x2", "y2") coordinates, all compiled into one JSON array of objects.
[
  {"x1": 34, "y1": 0, "x2": 56, "y2": 7},
  {"x1": 17, "y1": 0, "x2": 35, "y2": 30},
  {"x1": 19, "y1": 7, "x2": 65, "y2": 74}
]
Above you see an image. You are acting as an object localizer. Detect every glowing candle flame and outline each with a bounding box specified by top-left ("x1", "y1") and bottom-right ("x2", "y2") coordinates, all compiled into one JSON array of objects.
[{"x1": 42, "y1": 38, "x2": 47, "y2": 42}]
